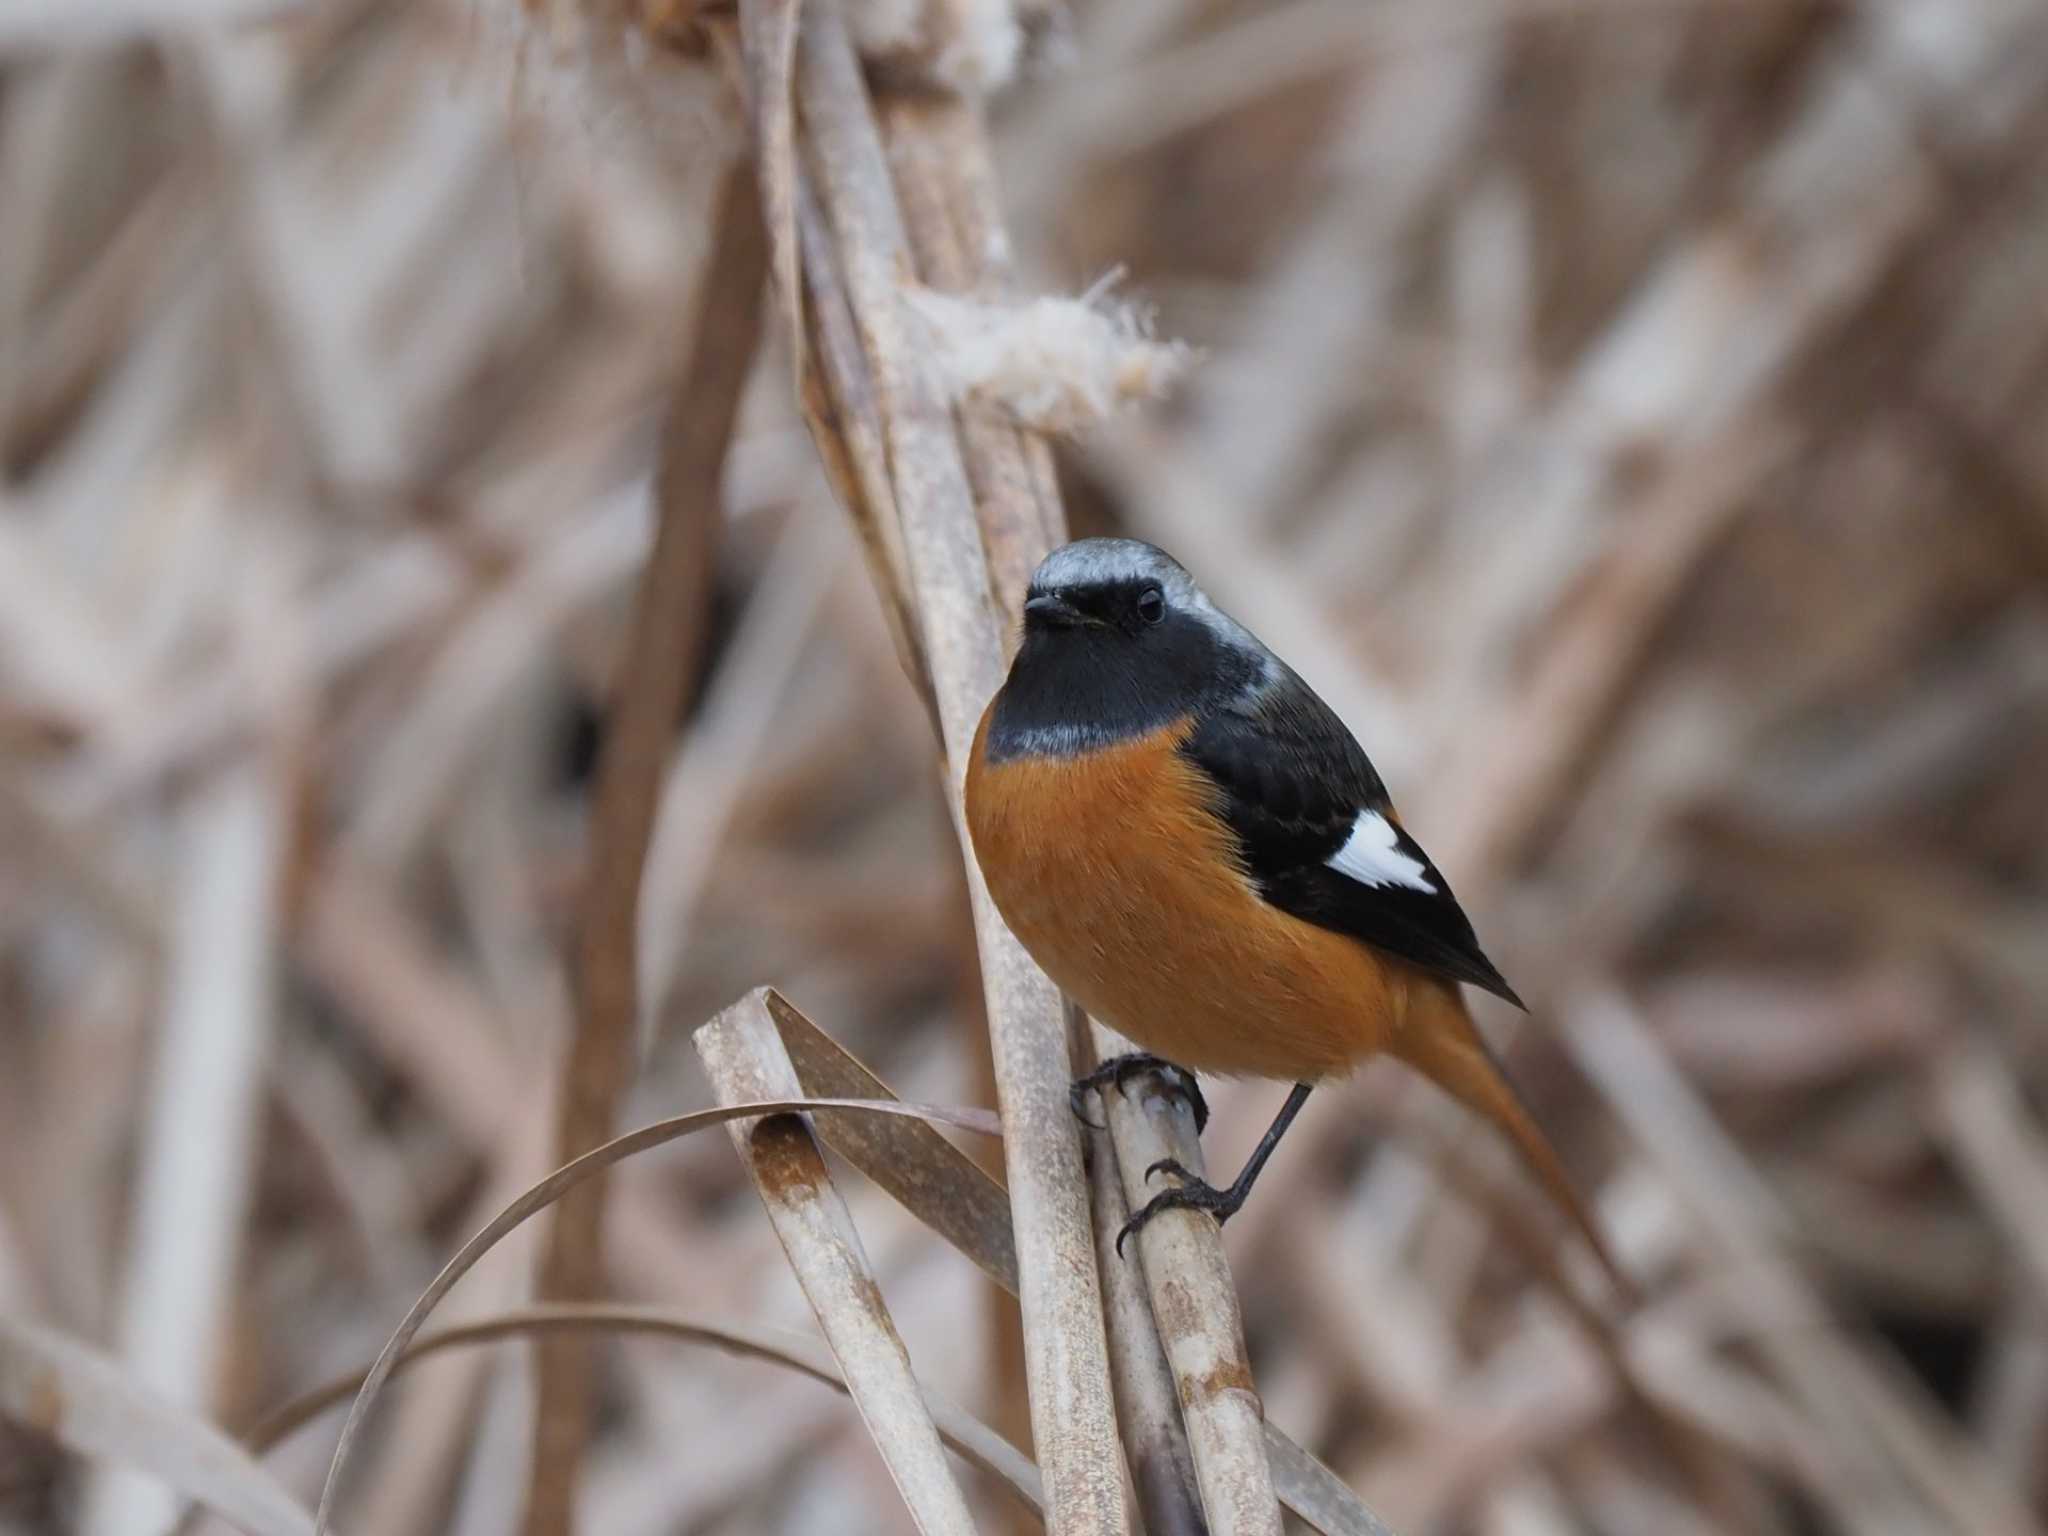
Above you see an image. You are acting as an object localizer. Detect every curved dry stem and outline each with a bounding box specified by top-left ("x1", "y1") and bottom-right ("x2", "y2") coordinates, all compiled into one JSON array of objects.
[
  {"x1": 252, "y1": 1304, "x2": 1041, "y2": 1517},
  {"x1": 312, "y1": 1094, "x2": 1000, "y2": 1535}
]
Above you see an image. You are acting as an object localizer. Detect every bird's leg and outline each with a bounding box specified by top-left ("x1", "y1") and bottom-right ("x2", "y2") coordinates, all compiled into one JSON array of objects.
[
  {"x1": 1068, "y1": 1052, "x2": 1209, "y2": 1133},
  {"x1": 1116, "y1": 1082, "x2": 1312, "y2": 1257}
]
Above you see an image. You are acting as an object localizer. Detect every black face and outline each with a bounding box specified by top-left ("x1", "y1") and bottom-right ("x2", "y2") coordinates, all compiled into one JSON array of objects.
[
  {"x1": 984, "y1": 577, "x2": 1262, "y2": 761},
  {"x1": 1024, "y1": 576, "x2": 1169, "y2": 636}
]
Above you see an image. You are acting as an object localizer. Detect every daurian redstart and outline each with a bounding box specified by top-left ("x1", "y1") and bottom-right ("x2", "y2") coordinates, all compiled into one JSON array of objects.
[{"x1": 966, "y1": 538, "x2": 1622, "y2": 1283}]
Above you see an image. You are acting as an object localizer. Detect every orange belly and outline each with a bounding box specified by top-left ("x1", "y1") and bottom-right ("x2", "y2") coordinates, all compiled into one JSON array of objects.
[{"x1": 965, "y1": 708, "x2": 1418, "y2": 1082}]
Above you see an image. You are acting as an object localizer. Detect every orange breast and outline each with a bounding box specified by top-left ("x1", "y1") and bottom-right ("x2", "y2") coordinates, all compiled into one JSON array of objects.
[{"x1": 965, "y1": 706, "x2": 1413, "y2": 1082}]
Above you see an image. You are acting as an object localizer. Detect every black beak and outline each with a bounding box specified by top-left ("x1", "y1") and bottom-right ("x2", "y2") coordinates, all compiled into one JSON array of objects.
[{"x1": 1023, "y1": 592, "x2": 1088, "y2": 628}]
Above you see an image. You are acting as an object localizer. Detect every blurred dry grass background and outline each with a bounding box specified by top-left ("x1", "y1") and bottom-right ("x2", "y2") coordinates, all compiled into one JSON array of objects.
[{"x1": 5, "y1": 0, "x2": 2048, "y2": 1532}]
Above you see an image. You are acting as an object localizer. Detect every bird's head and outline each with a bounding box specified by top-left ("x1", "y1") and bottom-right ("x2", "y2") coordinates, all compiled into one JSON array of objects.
[
  {"x1": 988, "y1": 538, "x2": 1268, "y2": 759},
  {"x1": 1021, "y1": 537, "x2": 1192, "y2": 636}
]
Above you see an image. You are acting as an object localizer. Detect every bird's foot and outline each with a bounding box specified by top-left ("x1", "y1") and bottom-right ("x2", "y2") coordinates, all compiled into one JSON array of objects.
[
  {"x1": 1068, "y1": 1053, "x2": 1209, "y2": 1133},
  {"x1": 1115, "y1": 1159, "x2": 1243, "y2": 1256}
]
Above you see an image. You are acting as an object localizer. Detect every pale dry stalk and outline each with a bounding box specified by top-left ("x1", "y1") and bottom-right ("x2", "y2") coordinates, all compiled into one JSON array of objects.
[
  {"x1": 1097, "y1": 1032, "x2": 1282, "y2": 1536},
  {"x1": 774, "y1": 4, "x2": 1128, "y2": 1530},
  {"x1": 80, "y1": 766, "x2": 283, "y2": 1536},
  {"x1": 1078, "y1": 1078, "x2": 1206, "y2": 1536},
  {"x1": 867, "y1": 49, "x2": 1290, "y2": 1536},
  {"x1": 695, "y1": 993, "x2": 982, "y2": 1536},
  {"x1": 0, "y1": 1315, "x2": 314, "y2": 1536}
]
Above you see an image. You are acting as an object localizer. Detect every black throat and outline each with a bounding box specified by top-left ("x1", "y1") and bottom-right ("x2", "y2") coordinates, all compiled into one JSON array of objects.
[{"x1": 983, "y1": 610, "x2": 1261, "y2": 762}]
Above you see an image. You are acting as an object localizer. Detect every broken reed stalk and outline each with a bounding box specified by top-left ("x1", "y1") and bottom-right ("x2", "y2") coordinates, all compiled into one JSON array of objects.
[
  {"x1": 695, "y1": 995, "x2": 981, "y2": 1536},
  {"x1": 525, "y1": 157, "x2": 767, "y2": 1536},
  {"x1": 770, "y1": 4, "x2": 1129, "y2": 1531}
]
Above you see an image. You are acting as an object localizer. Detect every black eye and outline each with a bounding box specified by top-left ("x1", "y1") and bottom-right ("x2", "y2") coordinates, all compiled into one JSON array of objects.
[{"x1": 1136, "y1": 585, "x2": 1166, "y2": 625}]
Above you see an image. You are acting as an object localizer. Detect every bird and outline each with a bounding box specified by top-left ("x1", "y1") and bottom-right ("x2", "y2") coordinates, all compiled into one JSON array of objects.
[{"x1": 964, "y1": 536, "x2": 1624, "y2": 1287}]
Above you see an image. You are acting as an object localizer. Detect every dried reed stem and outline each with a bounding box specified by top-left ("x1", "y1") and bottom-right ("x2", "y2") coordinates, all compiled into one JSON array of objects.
[
  {"x1": 1096, "y1": 1034, "x2": 1283, "y2": 1535},
  {"x1": 0, "y1": 1315, "x2": 314, "y2": 1536},
  {"x1": 782, "y1": 5, "x2": 1127, "y2": 1529},
  {"x1": 875, "y1": 70, "x2": 1289, "y2": 1536},
  {"x1": 247, "y1": 1303, "x2": 1042, "y2": 1513},
  {"x1": 696, "y1": 993, "x2": 981, "y2": 1535},
  {"x1": 81, "y1": 768, "x2": 282, "y2": 1536},
  {"x1": 1079, "y1": 1080, "x2": 1206, "y2": 1536},
  {"x1": 525, "y1": 155, "x2": 766, "y2": 1536}
]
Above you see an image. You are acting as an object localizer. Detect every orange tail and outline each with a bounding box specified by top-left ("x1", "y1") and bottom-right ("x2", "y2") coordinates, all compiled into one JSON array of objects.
[{"x1": 1395, "y1": 987, "x2": 1633, "y2": 1301}]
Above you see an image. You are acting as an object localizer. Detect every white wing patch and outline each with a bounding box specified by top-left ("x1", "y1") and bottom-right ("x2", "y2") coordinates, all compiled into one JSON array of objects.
[{"x1": 1327, "y1": 810, "x2": 1434, "y2": 893}]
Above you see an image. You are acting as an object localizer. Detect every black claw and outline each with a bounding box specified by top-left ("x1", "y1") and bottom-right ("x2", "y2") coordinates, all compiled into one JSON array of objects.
[
  {"x1": 1067, "y1": 1081, "x2": 1107, "y2": 1129},
  {"x1": 1131, "y1": 1062, "x2": 1208, "y2": 1135},
  {"x1": 1114, "y1": 1175, "x2": 1244, "y2": 1257},
  {"x1": 1112, "y1": 1081, "x2": 1315, "y2": 1259},
  {"x1": 1181, "y1": 1078, "x2": 1211, "y2": 1136},
  {"x1": 1067, "y1": 1053, "x2": 1209, "y2": 1135}
]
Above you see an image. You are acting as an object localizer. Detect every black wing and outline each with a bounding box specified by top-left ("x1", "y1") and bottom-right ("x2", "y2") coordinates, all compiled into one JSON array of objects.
[{"x1": 1180, "y1": 672, "x2": 1525, "y2": 1008}]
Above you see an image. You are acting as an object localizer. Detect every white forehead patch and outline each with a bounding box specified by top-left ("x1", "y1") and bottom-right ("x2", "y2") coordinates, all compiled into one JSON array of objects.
[
  {"x1": 1327, "y1": 811, "x2": 1434, "y2": 893},
  {"x1": 1031, "y1": 537, "x2": 1186, "y2": 592},
  {"x1": 1030, "y1": 538, "x2": 1269, "y2": 670}
]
